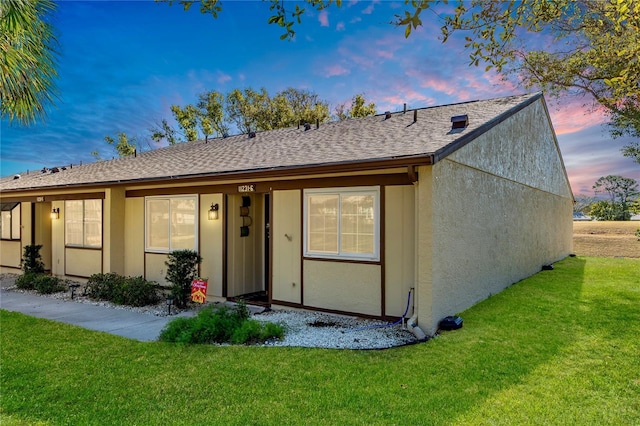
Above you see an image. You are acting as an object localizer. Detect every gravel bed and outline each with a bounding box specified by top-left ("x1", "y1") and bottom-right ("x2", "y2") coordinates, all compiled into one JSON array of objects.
[{"x1": 1, "y1": 273, "x2": 422, "y2": 349}]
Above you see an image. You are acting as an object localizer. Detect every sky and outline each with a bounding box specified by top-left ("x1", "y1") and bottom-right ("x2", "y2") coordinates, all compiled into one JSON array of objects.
[{"x1": 1, "y1": 0, "x2": 638, "y2": 196}]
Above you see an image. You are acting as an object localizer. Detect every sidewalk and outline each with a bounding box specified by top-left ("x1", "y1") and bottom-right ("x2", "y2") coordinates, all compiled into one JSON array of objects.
[{"x1": 0, "y1": 287, "x2": 194, "y2": 342}]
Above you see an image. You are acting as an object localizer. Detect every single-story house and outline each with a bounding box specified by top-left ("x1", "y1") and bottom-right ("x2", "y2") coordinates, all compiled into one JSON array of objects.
[{"x1": 0, "y1": 92, "x2": 574, "y2": 337}]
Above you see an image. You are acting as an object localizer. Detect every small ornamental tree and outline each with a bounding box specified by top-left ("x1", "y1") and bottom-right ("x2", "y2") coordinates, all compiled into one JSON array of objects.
[
  {"x1": 21, "y1": 244, "x2": 45, "y2": 274},
  {"x1": 165, "y1": 249, "x2": 202, "y2": 308}
]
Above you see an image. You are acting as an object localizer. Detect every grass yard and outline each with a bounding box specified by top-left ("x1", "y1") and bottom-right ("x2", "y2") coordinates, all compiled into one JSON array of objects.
[
  {"x1": 573, "y1": 221, "x2": 639, "y2": 258},
  {"x1": 2, "y1": 255, "x2": 639, "y2": 425}
]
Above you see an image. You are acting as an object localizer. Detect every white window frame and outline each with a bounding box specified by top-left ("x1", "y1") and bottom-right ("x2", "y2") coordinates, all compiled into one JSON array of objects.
[
  {"x1": 144, "y1": 195, "x2": 198, "y2": 253},
  {"x1": 0, "y1": 203, "x2": 21, "y2": 240},
  {"x1": 64, "y1": 199, "x2": 103, "y2": 248},
  {"x1": 304, "y1": 186, "x2": 380, "y2": 262}
]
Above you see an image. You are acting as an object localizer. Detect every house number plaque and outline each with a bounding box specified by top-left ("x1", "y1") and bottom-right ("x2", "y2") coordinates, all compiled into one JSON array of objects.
[{"x1": 237, "y1": 184, "x2": 255, "y2": 193}]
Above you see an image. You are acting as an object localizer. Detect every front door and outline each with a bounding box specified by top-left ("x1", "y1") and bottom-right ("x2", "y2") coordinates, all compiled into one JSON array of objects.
[{"x1": 225, "y1": 193, "x2": 269, "y2": 303}]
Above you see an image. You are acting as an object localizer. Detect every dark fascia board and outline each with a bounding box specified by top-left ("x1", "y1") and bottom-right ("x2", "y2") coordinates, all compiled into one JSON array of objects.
[
  {"x1": 0, "y1": 155, "x2": 434, "y2": 196},
  {"x1": 431, "y1": 92, "x2": 543, "y2": 164}
]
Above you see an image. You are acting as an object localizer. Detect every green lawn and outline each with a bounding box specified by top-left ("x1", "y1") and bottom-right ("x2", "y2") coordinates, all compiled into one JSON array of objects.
[{"x1": 2, "y1": 256, "x2": 639, "y2": 425}]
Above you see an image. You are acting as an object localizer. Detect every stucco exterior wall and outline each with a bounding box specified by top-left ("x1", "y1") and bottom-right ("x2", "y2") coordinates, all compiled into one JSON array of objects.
[
  {"x1": 419, "y1": 98, "x2": 573, "y2": 334},
  {"x1": 51, "y1": 200, "x2": 65, "y2": 276},
  {"x1": 103, "y1": 188, "x2": 125, "y2": 275},
  {"x1": 0, "y1": 240, "x2": 21, "y2": 268},
  {"x1": 65, "y1": 247, "x2": 102, "y2": 277},
  {"x1": 384, "y1": 185, "x2": 416, "y2": 317},
  {"x1": 124, "y1": 197, "x2": 144, "y2": 277},
  {"x1": 199, "y1": 193, "x2": 224, "y2": 297},
  {"x1": 304, "y1": 260, "x2": 381, "y2": 316},
  {"x1": 272, "y1": 190, "x2": 302, "y2": 304},
  {"x1": 145, "y1": 253, "x2": 169, "y2": 286},
  {"x1": 34, "y1": 202, "x2": 52, "y2": 271}
]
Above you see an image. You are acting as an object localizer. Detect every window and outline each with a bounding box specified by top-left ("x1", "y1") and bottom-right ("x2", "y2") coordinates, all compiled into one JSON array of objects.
[
  {"x1": 65, "y1": 200, "x2": 102, "y2": 248},
  {"x1": 0, "y1": 203, "x2": 21, "y2": 240},
  {"x1": 145, "y1": 196, "x2": 197, "y2": 252},
  {"x1": 304, "y1": 187, "x2": 379, "y2": 261}
]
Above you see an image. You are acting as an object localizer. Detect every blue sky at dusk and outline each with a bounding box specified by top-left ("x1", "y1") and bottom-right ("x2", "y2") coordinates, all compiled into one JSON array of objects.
[{"x1": 1, "y1": 0, "x2": 638, "y2": 195}]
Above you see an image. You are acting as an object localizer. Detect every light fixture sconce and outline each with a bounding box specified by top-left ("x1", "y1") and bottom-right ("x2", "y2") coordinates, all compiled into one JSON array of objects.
[
  {"x1": 208, "y1": 203, "x2": 219, "y2": 220},
  {"x1": 50, "y1": 208, "x2": 60, "y2": 220}
]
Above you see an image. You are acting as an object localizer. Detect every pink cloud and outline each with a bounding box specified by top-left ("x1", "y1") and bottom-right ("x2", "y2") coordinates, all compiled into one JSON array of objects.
[
  {"x1": 318, "y1": 10, "x2": 329, "y2": 27},
  {"x1": 217, "y1": 72, "x2": 231, "y2": 84},
  {"x1": 376, "y1": 49, "x2": 393, "y2": 59},
  {"x1": 547, "y1": 97, "x2": 607, "y2": 135},
  {"x1": 362, "y1": 1, "x2": 379, "y2": 14},
  {"x1": 325, "y1": 64, "x2": 350, "y2": 77}
]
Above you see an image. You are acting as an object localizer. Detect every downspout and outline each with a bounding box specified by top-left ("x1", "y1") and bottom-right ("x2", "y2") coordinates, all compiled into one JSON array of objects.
[
  {"x1": 407, "y1": 177, "x2": 428, "y2": 341},
  {"x1": 407, "y1": 289, "x2": 427, "y2": 341}
]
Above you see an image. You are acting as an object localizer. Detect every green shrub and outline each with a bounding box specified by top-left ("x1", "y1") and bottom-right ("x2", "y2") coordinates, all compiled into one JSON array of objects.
[
  {"x1": 165, "y1": 250, "x2": 202, "y2": 309},
  {"x1": 159, "y1": 304, "x2": 284, "y2": 345},
  {"x1": 85, "y1": 273, "x2": 160, "y2": 307},
  {"x1": 33, "y1": 274, "x2": 66, "y2": 294},
  {"x1": 85, "y1": 273, "x2": 123, "y2": 301},
  {"x1": 21, "y1": 244, "x2": 45, "y2": 274},
  {"x1": 121, "y1": 276, "x2": 161, "y2": 307},
  {"x1": 15, "y1": 272, "x2": 37, "y2": 290},
  {"x1": 16, "y1": 272, "x2": 65, "y2": 294}
]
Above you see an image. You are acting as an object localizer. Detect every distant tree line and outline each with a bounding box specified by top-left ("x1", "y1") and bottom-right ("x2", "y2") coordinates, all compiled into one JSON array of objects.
[
  {"x1": 93, "y1": 88, "x2": 376, "y2": 159},
  {"x1": 574, "y1": 175, "x2": 640, "y2": 221}
]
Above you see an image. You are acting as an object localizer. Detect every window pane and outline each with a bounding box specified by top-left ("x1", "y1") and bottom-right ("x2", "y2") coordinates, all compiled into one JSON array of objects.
[
  {"x1": 146, "y1": 199, "x2": 169, "y2": 250},
  {"x1": 1, "y1": 211, "x2": 10, "y2": 239},
  {"x1": 340, "y1": 194, "x2": 375, "y2": 255},
  {"x1": 170, "y1": 198, "x2": 196, "y2": 250},
  {"x1": 84, "y1": 200, "x2": 102, "y2": 248},
  {"x1": 65, "y1": 201, "x2": 83, "y2": 246},
  {"x1": 307, "y1": 194, "x2": 338, "y2": 253},
  {"x1": 11, "y1": 204, "x2": 20, "y2": 239}
]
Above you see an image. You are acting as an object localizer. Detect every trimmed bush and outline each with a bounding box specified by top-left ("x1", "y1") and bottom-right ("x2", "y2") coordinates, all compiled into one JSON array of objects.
[
  {"x1": 15, "y1": 272, "x2": 38, "y2": 290},
  {"x1": 21, "y1": 244, "x2": 45, "y2": 274},
  {"x1": 159, "y1": 303, "x2": 284, "y2": 345},
  {"x1": 85, "y1": 273, "x2": 160, "y2": 307},
  {"x1": 33, "y1": 274, "x2": 66, "y2": 294},
  {"x1": 165, "y1": 250, "x2": 202, "y2": 309}
]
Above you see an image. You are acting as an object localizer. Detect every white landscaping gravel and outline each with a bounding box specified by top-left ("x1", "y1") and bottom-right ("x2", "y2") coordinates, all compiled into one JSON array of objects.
[{"x1": 1, "y1": 273, "x2": 422, "y2": 349}]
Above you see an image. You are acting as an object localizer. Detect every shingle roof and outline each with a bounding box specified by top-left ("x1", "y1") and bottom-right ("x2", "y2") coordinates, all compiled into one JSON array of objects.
[{"x1": 0, "y1": 93, "x2": 542, "y2": 193}]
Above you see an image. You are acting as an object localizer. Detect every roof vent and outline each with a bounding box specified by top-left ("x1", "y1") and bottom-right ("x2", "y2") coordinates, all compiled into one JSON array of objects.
[
  {"x1": 413, "y1": 109, "x2": 417, "y2": 122},
  {"x1": 304, "y1": 123, "x2": 311, "y2": 131},
  {"x1": 451, "y1": 114, "x2": 468, "y2": 129},
  {"x1": 248, "y1": 131, "x2": 256, "y2": 138},
  {"x1": 13, "y1": 174, "x2": 21, "y2": 180},
  {"x1": 384, "y1": 111, "x2": 392, "y2": 120}
]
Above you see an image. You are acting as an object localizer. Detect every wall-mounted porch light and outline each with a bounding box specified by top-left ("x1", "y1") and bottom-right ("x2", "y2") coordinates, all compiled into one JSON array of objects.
[
  {"x1": 208, "y1": 203, "x2": 219, "y2": 220},
  {"x1": 50, "y1": 208, "x2": 60, "y2": 220}
]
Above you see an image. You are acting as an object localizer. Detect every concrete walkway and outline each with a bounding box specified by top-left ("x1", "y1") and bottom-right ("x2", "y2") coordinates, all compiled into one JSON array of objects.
[{"x1": 0, "y1": 288, "x2": 195, "y2": 342}]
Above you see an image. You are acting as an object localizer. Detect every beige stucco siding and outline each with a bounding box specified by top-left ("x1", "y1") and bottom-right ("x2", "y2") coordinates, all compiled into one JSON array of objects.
[
  {"x1": 448, "y1": 98, "x2": 572, "y2": 198},
  {"x1": 428, "y1": 159, "x2": 572, "y2": 329},
  {"x1": 0, "y1": 240, "x2": 21, "y2": 268},
  {"x1": 145, "y1": 253, "x2": 169, "y2": 286},
  {"x1": 199, "y1": 193, "x2": 224, "y2": 297},
  {"x1": 103, "y1": 188, "x2": 125, "y2": 275},
  {"x1": 272, "y1": 190, "x2": 302, "y2": 304},
  {"x1": 65, "y1": 247, "x2": 101, "y2": 277},
  {"x1": 417, "y1": 99, "x2": 573, "y2": 334},
  {"x1": 384, "y1": 185, "x2": 415, "y2": 317},
  {"x1": 124, "y1": 197, "x2": 145, "y2": 277},
  {"x1": 33, "y1": 202, "x2": 52, "y2": 271},
  {"x1": 51, "y1": 200, "x2": 65, "y2": 276},
  {"x1": 304, "y1": 260, "x2": 381, "y2": 316}
]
